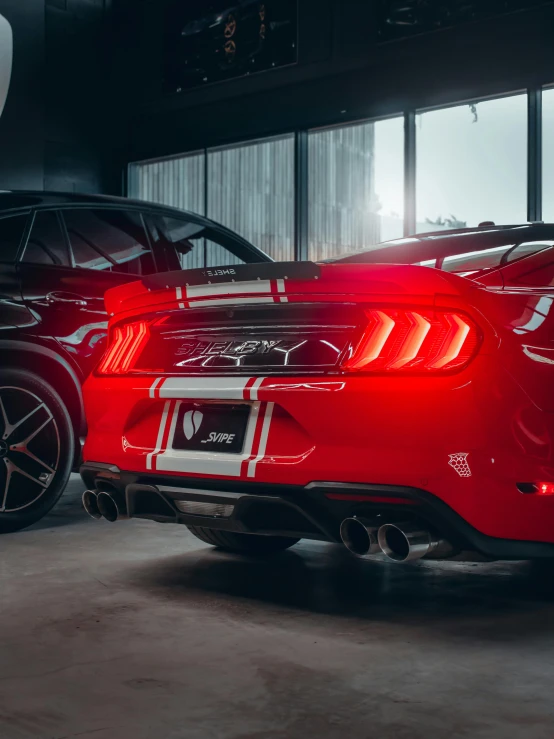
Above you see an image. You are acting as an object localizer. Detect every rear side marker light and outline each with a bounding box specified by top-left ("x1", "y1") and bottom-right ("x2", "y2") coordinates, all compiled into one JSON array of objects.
[
  {"x1": 518, "y1": 482, "x2": 554, "y2": 495},
  {"x1": 98, "y1": 320, "x2": 151, "y2": 375},
  {"x1": 344, "y1": 308, "x2": 479, "y2": 373}
]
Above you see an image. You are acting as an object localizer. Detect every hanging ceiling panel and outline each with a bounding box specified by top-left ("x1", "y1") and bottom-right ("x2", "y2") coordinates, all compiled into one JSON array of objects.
[
  {"x1": 379, "y1": 0, "x2": 553, "y2": 41},
  {"x1": 164, "y1": 0, "x2": 298, "y2": 93}
]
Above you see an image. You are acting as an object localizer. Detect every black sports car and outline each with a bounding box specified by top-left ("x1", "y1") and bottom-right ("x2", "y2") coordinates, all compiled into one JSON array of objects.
[{"x1": 0, "y1": 191, "x2": 270, "y2": 533}]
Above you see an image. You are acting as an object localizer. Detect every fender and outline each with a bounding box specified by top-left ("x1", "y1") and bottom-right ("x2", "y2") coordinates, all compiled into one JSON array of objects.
[{"x1": 0, "y1": 338, "x2": 86, "y2": 435}]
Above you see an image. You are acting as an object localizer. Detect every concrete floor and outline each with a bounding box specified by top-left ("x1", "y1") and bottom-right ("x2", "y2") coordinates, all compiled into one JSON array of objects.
[{"x1": 1, "y1": 477, "x2": 554, "y2": 739}]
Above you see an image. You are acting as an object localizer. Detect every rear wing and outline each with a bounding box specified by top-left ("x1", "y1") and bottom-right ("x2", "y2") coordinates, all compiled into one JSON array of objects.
[
  {"x1": 104, "y1": 261, "x2": 477, "y2": 319},
  {"x1": 141, "y1": 261, "x2": 320, "y2": 290}
]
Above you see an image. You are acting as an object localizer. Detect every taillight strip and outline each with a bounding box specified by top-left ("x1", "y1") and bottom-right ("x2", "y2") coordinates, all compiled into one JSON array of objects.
[
  {"x1": 388, "y1": 312, "x2": 431, "y2": 370},
  {"x1": 97, "y1": 326, "x2": 125, "y2": 374},
  {"x1": 119, "y1": 321, "x2": 149, "y2": 373},
  {"x1": 429, "y1": 314, "x2": 471, "y2": 369},
  {"x1": 348, "y1": 310, "x2": 395, "y2": 370},
  {"x1": 343, "y1": 307, "x2": 478, "y2": 373},
  {"x1": 97, "y1": 320, "x2": 151, "y2": 375}
]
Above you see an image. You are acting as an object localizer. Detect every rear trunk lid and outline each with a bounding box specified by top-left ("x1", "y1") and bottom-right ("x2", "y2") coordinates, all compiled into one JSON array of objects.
[{"x1": 102, "y1": 261, "x2": 484, "y2": 377}]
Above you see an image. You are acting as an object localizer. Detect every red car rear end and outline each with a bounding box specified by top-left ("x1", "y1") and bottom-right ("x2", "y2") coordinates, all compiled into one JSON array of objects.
[{"x1": 81, "y1": 236, "x2": 554, "y2": 562}]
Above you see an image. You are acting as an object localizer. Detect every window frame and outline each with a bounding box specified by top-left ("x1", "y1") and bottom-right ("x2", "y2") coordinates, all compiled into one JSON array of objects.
[
  {"x1": 0, "y1": 210, "x2": 32, "y2": 264},
  {"x1": 60, "y1": 206, "x2": 163, "y2": 276},
  {"x1": 19, "y1": 209, "x2": 72, "y2": 268},
  {"x1": 143, "y1": 211, "x2": 272, "y2": 270}
]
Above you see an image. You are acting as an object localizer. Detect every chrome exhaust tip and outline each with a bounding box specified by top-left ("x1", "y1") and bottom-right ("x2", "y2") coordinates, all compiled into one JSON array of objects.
[
  {"x1": 82, "y1": 490, "x2": 102, "y2": 520},
  {"x1": 340, "y1": 517, "x2": 381, "y2": 557},
  {"x1": 96, "y1": 491, "x2": 128, "y2": 523},
  {"x1": 378, "y1": 521, "x2": 440, "y2": 562}
]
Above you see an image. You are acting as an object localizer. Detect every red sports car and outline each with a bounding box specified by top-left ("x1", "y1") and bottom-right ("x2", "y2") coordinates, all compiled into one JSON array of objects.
[{"x1": 81, "y1": 224, "x2": 554, "y2": 562}]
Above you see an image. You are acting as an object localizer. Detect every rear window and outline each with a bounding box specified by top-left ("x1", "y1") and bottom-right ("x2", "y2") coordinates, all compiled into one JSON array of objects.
[
  {"x1": 0, "y1": 213, "x2": 28, "y2": 263},
  {"x1": 331, "y1": 231, "x2": 553, "y2": 278},
  {"x1": 145, "y1": 214, "x2": 263, "y2": 270}
]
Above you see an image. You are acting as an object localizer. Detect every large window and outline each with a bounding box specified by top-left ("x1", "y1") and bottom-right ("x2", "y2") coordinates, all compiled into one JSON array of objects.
[
  {"x1": 207, "y1": 135, "x2": 294, "y2": 262},
  {"x1": 416, "y1": 95, "x2": 527, "y2": 232},
  {"x1": 308, "y1": 117, "x2": 404, "y2": 261},
  {"x1": 543, "y1": 88, "x2": 554, "y2": 222},
  {"x1": 128, "y1": 151, "x2": 205, "y2": 214},
  {"x1": 129, "y1": 89, "x2": 554, "y2": 262}
]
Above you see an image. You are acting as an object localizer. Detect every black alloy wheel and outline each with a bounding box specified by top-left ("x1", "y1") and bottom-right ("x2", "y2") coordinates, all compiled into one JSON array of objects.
[{"x1": 0, "y1": 369, "x2": 74, "y2": 533}]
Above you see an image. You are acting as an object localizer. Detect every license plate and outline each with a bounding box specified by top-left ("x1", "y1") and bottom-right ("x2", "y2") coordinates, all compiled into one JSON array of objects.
[{"x1": 172, "y1": 403, "x2": 250, "y2": 454}]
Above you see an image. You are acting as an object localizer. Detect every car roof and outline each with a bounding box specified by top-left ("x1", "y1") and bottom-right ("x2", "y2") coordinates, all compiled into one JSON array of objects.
[
  {"x1": 328, "y1": 223, "x2": 554, "y2": 263},
  {"x1": 0, "y1": 190, "x2": 200, "y2": 217},
  {"x1": 0, "y1": 190, "x2": 272, "y2": 261}
]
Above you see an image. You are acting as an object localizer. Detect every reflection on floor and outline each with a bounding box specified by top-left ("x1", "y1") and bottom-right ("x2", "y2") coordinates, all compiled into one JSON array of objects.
[{"x1": 1, "y1": 474, "x2": 554, "y2": 738}]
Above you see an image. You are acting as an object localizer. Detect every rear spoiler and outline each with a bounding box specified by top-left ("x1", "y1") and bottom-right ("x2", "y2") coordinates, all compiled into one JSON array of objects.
[
  {"x1": 104, "y1": 261, "x2": 475, "y2": 319},
  {"x1": 141, "y1": 261, "x2": 320, "y2": 290}
]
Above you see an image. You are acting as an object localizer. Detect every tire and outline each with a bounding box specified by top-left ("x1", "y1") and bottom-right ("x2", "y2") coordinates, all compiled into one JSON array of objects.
[
  {"x1": 186, "y1": 525, "x2": 299, "y2": 554},
  {"x1": 0, "y1": 368, "x2": 74, "y2": 533}
]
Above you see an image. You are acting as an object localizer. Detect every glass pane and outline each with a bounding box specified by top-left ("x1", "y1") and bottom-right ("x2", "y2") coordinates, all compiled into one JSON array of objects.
[
  {"x1": 128, "y1": 151, "x2": 205, "y2": 214},
  {"x1": 542, "y1": 88, "x2": 554, "y2": 222},
  {"x1": 308, "y1": 117, "x2": 404, "y2": 261},
  {"x1": 205, "y1": 241, "x2": 245, "y2": 267},
  {"x1": 208, "y1": 135, "x2": 294, "y2": 261},
  {"x1": 147, "y1": 215, "x2": 250, "y2": 271},
  {"x1": 64, "y1": 209, "x2": 155, "y2": 275},
  {"x1": 23, "y1": 211, "x2": 69, "y2": 266},
  {"x1": 416, "y1": 95, "x2": 527, "y2": 232},
  {"x1": 0, "y1": 214, "x2": 28, "y2": 263}
]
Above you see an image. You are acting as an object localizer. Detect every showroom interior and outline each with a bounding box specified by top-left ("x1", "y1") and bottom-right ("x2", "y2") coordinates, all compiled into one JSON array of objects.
[{"x1": 2, "y1": 1, "x2": 554, "y2": 738}]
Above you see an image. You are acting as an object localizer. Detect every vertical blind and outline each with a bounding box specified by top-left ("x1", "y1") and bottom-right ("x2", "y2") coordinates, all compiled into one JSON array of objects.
[
  {"x1": 208, "y1": 135, "x2": 294, "y2": 262},
  {"x1": 128, "y1": 87, "x2": 553, "y2": 262}
]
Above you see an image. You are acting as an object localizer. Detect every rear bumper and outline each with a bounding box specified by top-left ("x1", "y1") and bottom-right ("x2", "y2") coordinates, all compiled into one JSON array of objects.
[
  {"x1": 80, "y1": 463, "x2": 554, "y2": 559},
  {"x1": 82, "y1": 367, "x2": 554, "y2": 545}
]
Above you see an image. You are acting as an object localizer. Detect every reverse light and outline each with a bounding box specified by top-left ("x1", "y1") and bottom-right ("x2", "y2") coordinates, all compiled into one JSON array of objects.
[
  {"x1": 344, "y1": 308, "x2": 479, "y2": 372},
  {"x1": 97, "y1": 320, "x2": 151, "y2": 374}
]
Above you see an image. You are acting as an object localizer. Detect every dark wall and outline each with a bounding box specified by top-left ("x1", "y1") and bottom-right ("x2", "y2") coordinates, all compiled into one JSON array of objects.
[
  {"x1": 126, "y1": 0, "x2": 554, "y2": 163},
  {"x1": 0, "y1": 0, "x2": 120, "y2": 193}
]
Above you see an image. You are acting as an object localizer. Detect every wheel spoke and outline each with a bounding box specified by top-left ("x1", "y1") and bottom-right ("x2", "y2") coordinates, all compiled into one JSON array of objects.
[
  {"x1": 7, "y1": 402, "x2": 47, "y2": 438},
  {"x1": 10, "y1": 412, "x2": 54, "y2": 452},
  {"x1": 0, "y1": 385, "x2": 60, "y2": 513},
  {"x1": 1, "y1": 459, "x2": 49, "y2": 511},
  {"x1": 11, "y1": 446, "x2": 55, "y2": 475},
  {"x1": 0, "y1": 460, "x2": 10, "y2": 510},
  {"x1": 0, "y1": 396, "x2": 10, "y2": 439}
]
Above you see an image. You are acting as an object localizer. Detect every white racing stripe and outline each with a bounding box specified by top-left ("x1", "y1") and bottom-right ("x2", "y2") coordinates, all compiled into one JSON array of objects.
[
  {"x1": 247, "y1": 402, "x2": 274, "y2": 478},
  {"x1": 175, "y1": 286, "x2": 186, "y2": 309},
  {"x1": 276, "y1": 279, "x2": 288, "y2": 303},
  {"x1": 250, "y1": 377, "x2": 265, "y2": 400},
  {"x1": 149, "y1": 377, "x2": 163, "y2": 398},
  {"x1": 187, "y1": 297, "x2": 275, "y2": 308},
  {"x1": 187, "y1": 280, "x2": 272, "y2": 299},
  {"x1": 146, "y1": 400, "x2": 171, "y2": 470},
  {"x1": 157, "y1": 376, "x2": 254, "y2": 400}
]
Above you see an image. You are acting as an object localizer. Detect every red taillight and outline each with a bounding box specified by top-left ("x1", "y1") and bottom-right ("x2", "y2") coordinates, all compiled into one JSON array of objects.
[
  {"x1": 537, "y1": 482, "x2": 554, "y2": 496},
  {"x1": 344, "y1": 308, "x2": 479, "y2": 373},
  {"x1": 97, "y1": 320, "x2": 151, "y2": 375}
]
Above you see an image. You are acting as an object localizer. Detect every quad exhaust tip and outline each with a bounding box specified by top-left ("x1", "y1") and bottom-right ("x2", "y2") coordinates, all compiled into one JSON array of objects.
[
  {"x1": 377, "y1": 521, "x2": 440, "y2": 562},
  {"x1": 340, "y1": 517, "x2": 381, "y2": 557},
  {"x1": 82, "y1": 490, "x2": 102, "y2": 520},
  {"x1": 82, "y1": 489, "x2": 128, "y2": 522},
  {"x1": 340, "y1": 517, "x2": 444, "y2": 562}
]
